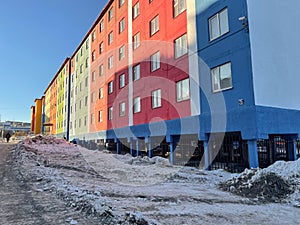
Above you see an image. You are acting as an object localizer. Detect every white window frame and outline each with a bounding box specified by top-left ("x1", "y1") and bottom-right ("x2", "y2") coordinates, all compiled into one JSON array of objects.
[
  {"x1": 119, "y1": 74, "x2": 125, "y2": 88},
  {"x1": 99, "y1": 87, "x2": 104, "y2": 99},
  {"x1": 99, "y1": 64, "x2": 104, "y2": 76},
  {"x1": 99, "y1": 110, "x2": 103, "y2": 122},
  {"x1": 108, "y1": 81, "x2": 114, "y2": 94},
  {"x1": 108, "y1": 107, "x2": 113, "y2": 120},
  {"x1": 99, "y1": 20, "x2": 104, "y2": 32},
  {"x1": 108, "y1": 55, "x2": 113, "y2": 69},
  {"x1": 174, "y1": 0, "x2": 186, "y2": 18},
  {"x1": 99, "y1": 42, "x2": 104, "y2": 54},
  {"x1": 133, "y1": 64, "x2": 140, "y2": 81},
  {"x1": 152, "y1": 89, "x2": 161, "y2": 109},
  {"x1": 150, "y1": 15, "x2": 159, "y2": 36},
  {"x1": 92, "y1": 30, "x2": 96, "y2": 41},
  {"x1": 133, "y1": 32, "x2": 140, "y2": 50},
  {"x1": 133, "y1": 96, "x2": 141, "y2": 113},
  {"x1": 211, "y1": 62, "x2": 232, "y2": 92},
  {"x1": 108, "y1": 7, "x2": 113, "y2": 21},
  {"x1": 119, "y1": 102, "x2": 126, "y2": 117},
  {"x1": 108, "y1": 31, "x2": 113, "y2": 45},
  {"x1": 151, "y1": 51, "x2": 160, "y2": 72},
  {"x1": 176, "y1": 78, "x2": 190, "y2": 102},
  {"x1": 119, "y1": 45, "x2": 125, "y2": 60},
  {"x1": 133, "y1": 2, "x2": 140, "y2": 19},
  {"x1": 209, "y1": 8, "x2": 229, "y2": 41},
  {"x1": 92, "y1": 50, "x2": 96, "y2": 61},
  {"x1": 174, "y1": 33, "x2": 187, "y2": 58},
  {"x1": 119, "y1": 0, "x2": 125, "y2": 8},
  {"x1": 119, "y1": 18, "x2": 125, "y2": 33}
]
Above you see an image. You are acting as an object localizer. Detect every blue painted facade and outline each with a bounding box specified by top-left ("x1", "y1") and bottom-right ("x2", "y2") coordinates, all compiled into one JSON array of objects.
[{"x1": 195, "y1": 0, "x2": 300, "y2": 168}]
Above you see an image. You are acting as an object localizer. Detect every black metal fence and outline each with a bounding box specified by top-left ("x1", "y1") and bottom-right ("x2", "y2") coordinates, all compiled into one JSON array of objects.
[
  {"x1": 173, "y1": 134, "x2": 204, "y2": 167},
  {"x1": 296, "y1": 140, "x2": 300, "y2": 160},
  {"x1": 210, "y1": 132, "x2": 249, "y2": 173},
  {"x1": 258, "y1": 136, "x2": 296, "y2": 168}
]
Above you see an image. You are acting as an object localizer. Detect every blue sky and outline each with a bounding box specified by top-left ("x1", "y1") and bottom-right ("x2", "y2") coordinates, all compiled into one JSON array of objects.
[{"x1": 0, "y1": 0, "x2": 106, "y2": 122}]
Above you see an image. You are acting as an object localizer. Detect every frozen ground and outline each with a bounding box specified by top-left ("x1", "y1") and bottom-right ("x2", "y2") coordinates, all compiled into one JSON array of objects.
[{"x1": 10, "y1": 135, "x2": 300, "y2": 224}]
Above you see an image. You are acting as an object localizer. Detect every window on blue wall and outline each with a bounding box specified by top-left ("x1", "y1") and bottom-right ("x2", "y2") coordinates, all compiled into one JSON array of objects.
[
  {"x1": 211, "y1": 62, "x2": 232, "y2": 92},
  {"x1": 209, "y1": 8, "x2": 229, "y2": 41}
]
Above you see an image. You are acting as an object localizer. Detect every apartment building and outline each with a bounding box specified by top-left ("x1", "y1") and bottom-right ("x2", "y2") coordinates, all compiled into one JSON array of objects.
[{"x1": 31, "y1": 0, "x2": 300, "y2": 172}]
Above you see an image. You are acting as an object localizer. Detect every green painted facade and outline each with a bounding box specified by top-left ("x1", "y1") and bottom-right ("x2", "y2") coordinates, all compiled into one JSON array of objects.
[
  {"x1": 73, "y1": 38, "x2": 90, "y2": 136},
  {"x1": 56, "y1": 65, "x2": 66, "y2": 136}
]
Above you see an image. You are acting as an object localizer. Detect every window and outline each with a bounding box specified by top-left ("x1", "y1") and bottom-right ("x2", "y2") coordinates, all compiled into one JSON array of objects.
[
  {"x1": 85, "y1": 77, "x2": 88, "y2": 87},
  {"x1": 108, "y1": 31, "x2": 113, "y2": 45},
  {"x1": 79, "y1": 118, "x2": 81, "y2": 128},
  {"x1": 174, "y1": 0, "x2": 186, "y2": 17},
  {"x1": 85, "y1": 96, "x2": 88, "y2": 106},
  {"x1": 176, "y1": 78, "x2": 190, "y2": 102},
  {"x1": 119, "y1": 102, "x2": 126, "y2": 117},
  {"x1": 86, "y1": 39, "x2": 89, "y2": 49},
  {"x1": 99, "y1": 64, "x2": 104, "y2": 76},
  {"x1": 85, "y1": 57, "x2": 89, "y2": 68},
  {"x1": 150, "y1": 15, "x2": 159, "y2": 36},
  {"x1": 99, "y1": 87, "x2": 104, "y2": 99},
  {"x1": 99, "y1": 42, "x2": 104, "y2": 54},
  {"x1": 92, "y1": 50, "x2": 96, "y2": 61},
  {"x1": 119, "y1": 0, "x2": 125, "y2": 7},
  {"x1": 119, "y1": 18, "x2": 125, "y2": 33},
  {"x1": 80, "y1": 64, "x2": 83, "y2": 73},
  {"x1": 98, "y1": 110, "x2": 103, "y2": 122},
  {"x1": 209, "y1": 8, "x2": 229, "y2": 41},
  {"x1": 108, "y1": 81, "x2": 114, "y2": 94},
  {"x1": 175, "y1": 34, "x2": 187, "y2": 58},
  {"x1": 133, "y1": 96, "x2": 141, "y2": 113},
  {"x1": 119, "y1": 45, "x2": 125, "y2": 60},
  {"x1": 99, "y1": 20, "x2": 104, "y2": 32},
  {"x1": 133, "y1": 64, "x2": 140, "y2": 81},
  {"x1": 119, "y1": 74, "x2": 125, "y2": 88},
  {"x1": 108, "y1": 107, "x2": 113, "y2": 120},
  {"x1": 152, "y1": 89, "x2": 161, "y2": 108},
  {"x1": 108, "y1": 55, "x2": 113, "y2": 69},
  {"x1": 211, "y1": 62, "x2": 232, "y2": 92},
  {"x1": 133, "y1": 2, "x2": 140, "y2": 19},
  {"x1": 91, "y1": 92, "x2": 96, "y2": 103},
  {"x1": 92, "y1": 71, "x2": 96, "y2": 82},
  {"x1": 84, "y1": 116, "x2": 87, "y2": 126},
  {"x1": 79, "y1": 100, "x2": 82, "y2": 109},
  {"x1": 151, "y1": 51, "x2": 160, "y2": 72},
  {"x1": 133, "y1": 32, "x2": 140, "y2": 49},
  {"x1": 92, "y1": 30, "x2": 96, "y2": 41},
  {"x1": 91, "y1": 113, "x2": 95, "y2": 125},
  {"x1": 108, "y1": 7, "x2": 113, "y2": 21}
]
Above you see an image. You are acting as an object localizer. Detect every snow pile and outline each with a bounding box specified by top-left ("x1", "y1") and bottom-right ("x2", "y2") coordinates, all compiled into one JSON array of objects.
[
  {"x1": 21, "y1": 135, "x2": 69, "y2": 145},
  {"x1": 114, "y1": 154, "x2": 170, "y2": 166},
  {"x1": 220, "y1": 160, "x2": 300, "y2": 203},
  {"x1": 12, "y1": 140, "x2": 156, "y2": 225}
]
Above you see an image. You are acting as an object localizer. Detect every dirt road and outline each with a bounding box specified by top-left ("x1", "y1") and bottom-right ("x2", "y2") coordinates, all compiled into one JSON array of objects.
[{"x1": 0, "y1": 144, "x2": 98, "y2": 225}]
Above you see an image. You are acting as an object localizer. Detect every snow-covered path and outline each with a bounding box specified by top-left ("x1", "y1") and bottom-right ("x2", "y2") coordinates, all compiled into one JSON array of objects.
[{"x1": 10, "y1": 136, "x2": 300, "y2": 224}]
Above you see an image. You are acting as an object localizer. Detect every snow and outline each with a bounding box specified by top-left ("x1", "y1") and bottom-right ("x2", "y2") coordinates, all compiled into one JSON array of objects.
[{"x1": 11, "y1": 135, "x2": 300, "y2": 224}]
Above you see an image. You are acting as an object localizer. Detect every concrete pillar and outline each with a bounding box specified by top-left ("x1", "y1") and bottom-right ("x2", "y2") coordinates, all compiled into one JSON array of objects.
[
  {"x1": 293, "y1": 139, "x2": 298, "y2": 161},
  {"x1": 204, "y1": 140, "x2": 210, "y2": 170},
  {"x1": 130, "y1": 139, "x2": 134, "y2": 156},
  {"x1": 136, "y1": 139, "x2": 140, "y2": 156},
  {"x1": 248, "y1": 140, "x2": 259, "y2": 168},
  {"x1": 169, "y1": 138, "x2": 175, "y2": 165},
  {"x1": 116, "y1": 139, "x2": 121, "y2": 155},
  {"x1": 147, "y1": 138, "x2": 153, "y2": 158}
]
